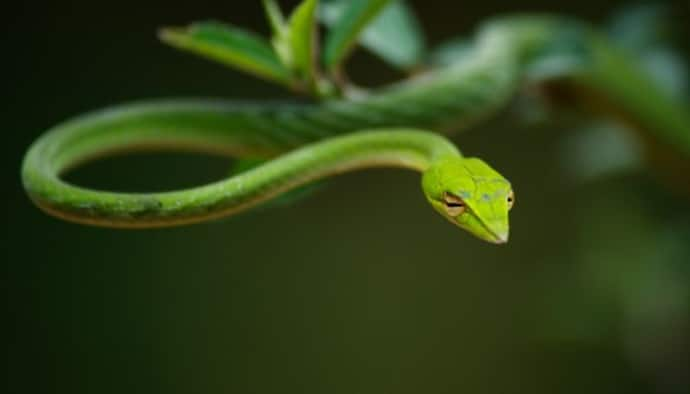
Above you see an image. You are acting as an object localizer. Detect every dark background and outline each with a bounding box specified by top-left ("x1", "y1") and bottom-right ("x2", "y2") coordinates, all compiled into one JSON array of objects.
[{"x1": 4, "y1": 1, "x2": 690, "y2": 393}]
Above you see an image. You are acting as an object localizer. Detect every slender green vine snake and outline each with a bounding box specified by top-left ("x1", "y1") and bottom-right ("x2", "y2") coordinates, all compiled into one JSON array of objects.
[{"x1": 21, "y1": 16, "x2": 690, "y2": 243}]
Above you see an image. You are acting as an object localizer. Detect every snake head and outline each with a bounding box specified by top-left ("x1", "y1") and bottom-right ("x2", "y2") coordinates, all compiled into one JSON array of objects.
[{"x1": 422, "y1": 156, "x2": 514, "y2": 244}]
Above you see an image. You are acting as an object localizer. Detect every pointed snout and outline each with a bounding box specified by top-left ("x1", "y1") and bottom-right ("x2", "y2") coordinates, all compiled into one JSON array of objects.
[
  {"x1": 483, "y1": 219, "x2": 509, "y2": 245},
  {"x1": 490, "y1": 230, "x2": 509, "y2": 245}
]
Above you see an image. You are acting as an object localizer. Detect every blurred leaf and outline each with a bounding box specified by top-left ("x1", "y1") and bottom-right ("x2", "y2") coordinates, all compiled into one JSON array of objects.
[
  {"x1": 262, "y1": 0, "x2": 287, "y2": 36},
  {"x1": 607, "y1": 4, "x2": 688, "y2": 99},
  {"x1": 321, "y1": 0, "x2": 392, "y2": 71},
  {"x1": 608, "y1": 4, "x2": 669, "y2": 52},
  {"x1": 159, "y1": 21, "x2": 292, "y2": 86},
  {"x1": 638, "y1": 48, "x2": 688, "y2": 99},
  {"x1": 561, "y1": 121, "x2": 644, "y2": 181},
  {"x1": 357, "y1": 0, "x2": 426, "y2": 69},
  {"x1": 262, "y1": 0, "x2": 293, "y2": 70},
  {"x1": 288, "y1": 0, "x2": 319, "y2": 85},
  {"x1": 321, "y1": 0, "x2": 426, "y2": 70}
]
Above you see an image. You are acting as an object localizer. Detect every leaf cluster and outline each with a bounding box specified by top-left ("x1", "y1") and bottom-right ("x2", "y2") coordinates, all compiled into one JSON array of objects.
[{"x1": 159, "y1": 0, "x2": 427, "y2": 98}]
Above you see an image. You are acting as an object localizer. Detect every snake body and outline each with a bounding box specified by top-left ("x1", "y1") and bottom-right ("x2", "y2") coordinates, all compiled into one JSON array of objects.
[{"x1": 21, "y1": 16, "x2": 689, "y2": 242}]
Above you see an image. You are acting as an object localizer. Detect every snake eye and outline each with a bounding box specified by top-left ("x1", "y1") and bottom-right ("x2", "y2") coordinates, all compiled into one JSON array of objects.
[
  {"x1": 443, "y1": 192, "x2": 465, "y2": 217},
  {"x1": 507, "y1": 190, "x2": 515, "y2": 210}
]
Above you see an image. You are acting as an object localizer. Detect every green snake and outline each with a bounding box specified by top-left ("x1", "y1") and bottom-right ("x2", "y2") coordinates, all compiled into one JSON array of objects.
[{"x1": 20, "y1": 16, "x2": 689, "y2": 244}]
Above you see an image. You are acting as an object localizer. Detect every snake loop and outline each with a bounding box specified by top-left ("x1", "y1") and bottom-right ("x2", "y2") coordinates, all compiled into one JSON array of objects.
[{"x1": 21, "y1": 16, "x2": 690, "y2": 243}]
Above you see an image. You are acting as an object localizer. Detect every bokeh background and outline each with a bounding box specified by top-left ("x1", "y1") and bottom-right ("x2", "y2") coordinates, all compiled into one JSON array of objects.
[{"x1": 4, "y1": 1, "x2": 690, "y2": 393}]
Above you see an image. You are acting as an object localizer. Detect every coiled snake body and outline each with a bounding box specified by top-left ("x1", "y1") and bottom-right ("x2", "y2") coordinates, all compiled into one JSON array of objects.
[{"x1": 21, "y1": 17, "x2": 689, "y2": 243}]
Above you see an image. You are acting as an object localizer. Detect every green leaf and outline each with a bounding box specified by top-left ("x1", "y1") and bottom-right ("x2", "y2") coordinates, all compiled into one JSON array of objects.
[
  {"x1": 354, "y1": 0, "x2": 426, "y2": 69},
  {"x1": 607, "y1": 4, "x2": 669, "y2": 52},
  {"x1": 637, "y1": 48, "x2": 688, "y2": 100},
  {"x1": 287, "y1": 0, "x2": 319, "y2": 85},
  {"x1": 159, "y1": 21, "x2": 292, "y2": 86},
  {"x1": 321, "y1": 0, "x2": 425, "y2": 70},
  {"x1": 321, "y1": 0, "x2": 392, "y2": 71},
  {"x1": 262, "y1": 0, "x2": 287, "y2": 36},
  {"x1": 561, "y1": 121, "x2": 643, "y2": 181},
  {"x1": 607, "y1": 4, "x2": 688, "y2": 100},
  {"x1": 262, "y1": 0, "x2": 293, "y2": 69}
]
